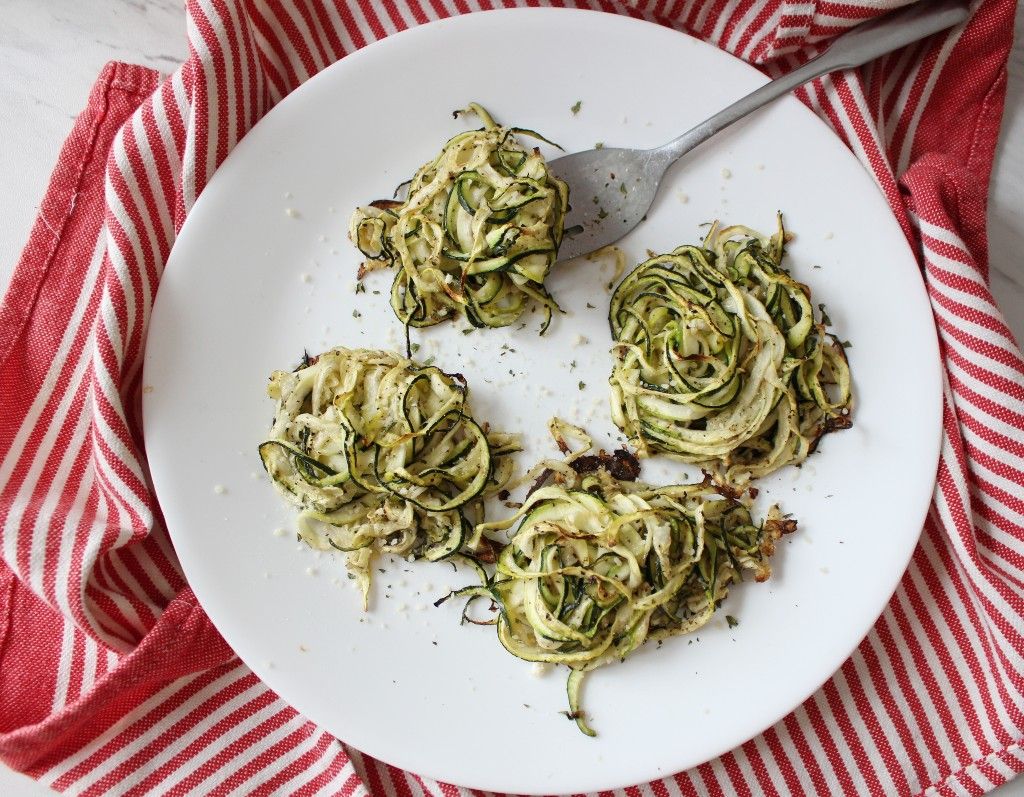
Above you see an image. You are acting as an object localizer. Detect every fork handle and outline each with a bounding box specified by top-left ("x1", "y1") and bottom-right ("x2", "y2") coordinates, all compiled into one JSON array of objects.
[{"x1": 653, "y1": 0, "x2": 970, "y2": 165}]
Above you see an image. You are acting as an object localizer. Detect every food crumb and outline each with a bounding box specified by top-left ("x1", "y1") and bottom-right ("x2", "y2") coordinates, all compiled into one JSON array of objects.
[
  {"x1": 824, "y1": 231, "x2": 834, "y2": 240},
  {"x1": 530, "y1": 662, "x2": 551, "y2": 677},
  {"x1": 305, "y1": 567, "x2": 317, "y2": 577},
  {"x1": 273, "y1": 528, "x2": 287, "y2": 537},
  {"x1": 300, "y1": 273, "x2": 312, "y2": 283},
  {"x1": 572, "y1": 334, "x2": 589, "y2": 347},
  {"x1": 285, "y1": 207, "x2": 299, "y2": 218},
  {"x1": 677, "y1": 191, "x2": 689, "y2": 204},
  {"x1": 213, "y1": 484, "x2": 227, "y2": 495},
  {"x1": 142, "y1": 385, "x2": 154, "y2": 394},
  {"x1": 721, "y1": 167, "x2": 732, "y2": 179}
]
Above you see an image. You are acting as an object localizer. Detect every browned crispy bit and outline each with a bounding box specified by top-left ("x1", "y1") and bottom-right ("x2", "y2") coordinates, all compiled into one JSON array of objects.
[
  {"x1": 369, "y1": 199, "x2": 402, "y2": 211},
  {"x1": 763, "y1": 516, "x2": 799, "y2": 556},
  {"x1": 810, "y1": 413, "x2": 854, "y2": 453},
  {"x1": 357, "y1": 262, "x2": 370, "y2": 280},
  {"x1": 525, "y1": 468, "x2": 553, "y2": 498},
  {"x1": 570, "y1": 448, "x2": 642, "y2": 482},
  {"x1": 569, "y1": 455, "x2": 603, "y2": 475},
  {"x1": 610, "y1": 448, "x2": 641, "y2": 481},
  {"x1": 824, "y1": 414, "x2": 854, "y2": 434},
  {"x1": 497, "y1": 489, "x2": 510, "y2": 501},
  {"x1": 474, "y1": 537, "x2": 502, "y2": 565},
  {"x1": 699, "y1": 470, "x2": 744, "y2": 501}
]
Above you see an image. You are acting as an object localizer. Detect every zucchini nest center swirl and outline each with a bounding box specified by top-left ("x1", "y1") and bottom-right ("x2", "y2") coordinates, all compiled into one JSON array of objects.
[
  {"x1": 349, "y1": 103, "x2": 569, "y2": 335},
  {"x1": 609, "y1": 218, "x2": 853, "y2": 482}
]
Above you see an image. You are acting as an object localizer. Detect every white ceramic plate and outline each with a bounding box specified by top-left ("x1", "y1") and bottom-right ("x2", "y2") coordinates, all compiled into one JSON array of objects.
[{"x1": 144, "y1": 9, "x2": 942, "y2": 794}]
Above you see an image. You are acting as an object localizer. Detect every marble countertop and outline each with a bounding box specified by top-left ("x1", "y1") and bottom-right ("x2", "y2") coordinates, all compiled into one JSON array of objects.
[{"x1": 0, "y1": 1, "x2": 1021, "y2": 795}]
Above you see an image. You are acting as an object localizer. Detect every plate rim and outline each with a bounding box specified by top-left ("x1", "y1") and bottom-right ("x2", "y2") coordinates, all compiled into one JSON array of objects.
[{"x1": 144, "y1": 7, "x2": 944, "y2": 792}]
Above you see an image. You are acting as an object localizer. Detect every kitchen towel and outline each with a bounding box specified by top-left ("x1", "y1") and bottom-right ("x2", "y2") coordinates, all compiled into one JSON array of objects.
[{"x1": 1, "y1": 1, "x2": 1022, "y2": 795}]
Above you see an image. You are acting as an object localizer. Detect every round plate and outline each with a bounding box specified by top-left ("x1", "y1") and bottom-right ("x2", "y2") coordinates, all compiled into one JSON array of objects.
[{"x1": 144, "y1": 8, "x2": 941, "y2": 794}]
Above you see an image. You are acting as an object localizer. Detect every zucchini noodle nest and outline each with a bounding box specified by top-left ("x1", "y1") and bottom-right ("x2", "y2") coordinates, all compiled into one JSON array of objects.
[
  {"x1": 451, "y1": 420, "x2": 796, "y2": 736},
  {"x1": 349, "y1": 103, "x2": 569, "y2": 335},
  {"x1": 259, "y1": 347, "x2": 520, "y2": 607},
  {"x1": 609, "y1": 217, "x2": 853, "y2": 482}
]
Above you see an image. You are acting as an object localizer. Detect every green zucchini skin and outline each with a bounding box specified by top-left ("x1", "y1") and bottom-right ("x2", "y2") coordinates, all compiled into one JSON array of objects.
[
  {"x1": 349, "y1": 103, "x2": 568, "y2": 337},
  {"x1": 609, "y1": 215, "x2": 853, "y2": 482},
  {"x1": 259, "y1": 347, "x2": 520, "y2": 607}
]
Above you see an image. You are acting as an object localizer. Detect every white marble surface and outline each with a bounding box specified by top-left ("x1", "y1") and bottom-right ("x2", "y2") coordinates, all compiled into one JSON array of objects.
[{"x1": 0, "y1": 1, "x2": 1021, "y2": 794}]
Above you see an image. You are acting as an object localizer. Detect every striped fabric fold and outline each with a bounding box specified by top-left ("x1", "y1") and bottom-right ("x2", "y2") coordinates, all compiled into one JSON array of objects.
[{"x1": 1, "y1": 1, "x2": 1021, "y2": 795}]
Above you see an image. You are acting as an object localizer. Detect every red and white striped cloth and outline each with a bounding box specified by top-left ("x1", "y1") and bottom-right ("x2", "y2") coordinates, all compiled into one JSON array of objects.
[{"x1": 1, "y1": 1, "x2": 1021, "y2": 794}]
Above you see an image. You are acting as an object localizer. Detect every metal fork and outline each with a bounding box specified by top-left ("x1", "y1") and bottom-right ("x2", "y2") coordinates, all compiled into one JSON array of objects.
[{"x1": 553, "y1": 0, "x2": 970, "y2": 262}]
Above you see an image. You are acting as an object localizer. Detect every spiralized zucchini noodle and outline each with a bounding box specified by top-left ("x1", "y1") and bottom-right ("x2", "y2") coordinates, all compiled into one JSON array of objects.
[
  {"x1": 447, "y1": 420, "x2": 796, "y2": 736},
  {"x1": 609, "y1": 216, "x2": 853, "y2": 482},
  {"x1": 259, "y1": 347, "x2": 520, "y2": 607},
  {"x1": 349, "y1": 103, "x2": 569, "y2": 337}
]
